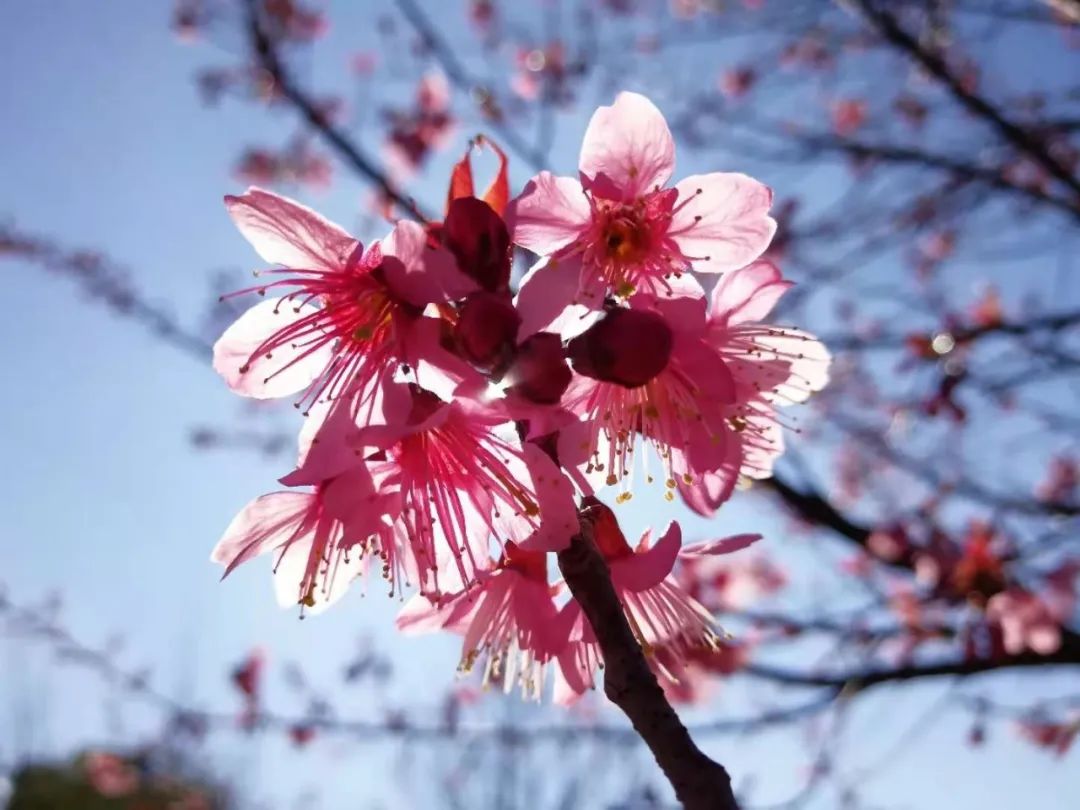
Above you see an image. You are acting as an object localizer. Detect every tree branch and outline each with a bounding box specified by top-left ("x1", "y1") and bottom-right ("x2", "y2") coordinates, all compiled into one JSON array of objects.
[
  {"x1": 395, "y1": 0, "x2": 548, "y2": 172},
  {"x1": 853, "y1": 0, "x2": 1080, "y2": 202},
  {"x1": 557, "y1": 524, "x2": 740, "y2": 810},
  {"x1": 747, "y1": 632, "x2": 1080, "y2": 692},
  {"x1": 791, "y1": 133, "x2": 1080, "y2": 220},
  {"x1": 243, "y1": 0, "x2": 430, "y2": 221}
]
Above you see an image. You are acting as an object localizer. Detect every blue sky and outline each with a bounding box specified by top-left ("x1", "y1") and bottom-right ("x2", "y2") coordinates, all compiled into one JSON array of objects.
[{"x1": 1, "y1": 2, "x2": 1078, "y2": 808}]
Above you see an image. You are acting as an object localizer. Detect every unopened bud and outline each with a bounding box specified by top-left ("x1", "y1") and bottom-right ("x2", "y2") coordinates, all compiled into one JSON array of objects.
[
  {"x1": 454, "y1": 291, "x2": 521, "y2": 369},
  {"x1": 442, "y1": 197, "x2": 511, "y2": 293},
  {"x1": 567, "y1": 307, "x2": 672, "y2": 388}
]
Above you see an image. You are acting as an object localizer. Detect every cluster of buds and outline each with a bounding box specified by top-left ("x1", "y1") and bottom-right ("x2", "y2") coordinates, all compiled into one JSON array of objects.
[{"x1": 210, "y1": 93, "x2": 829, "y2": 702}]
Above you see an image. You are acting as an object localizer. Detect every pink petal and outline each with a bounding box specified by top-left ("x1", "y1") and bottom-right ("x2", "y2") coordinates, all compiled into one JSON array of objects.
[
  {"x1": 669, "y1": 174, "x2": 776, "y2": 274},
  {"x1": 679, "y1": 469, "x2": 738, "y2": 517},
  {"x1": 509, "y1": 444, "x2": 579, "y2": 552},
  {"x1": 212, "y1": 298, "x2": 332, "y2": 399},
  {"x1": 225, "y1": 187, "x2": 357, "y2": 271},
  {"x1": 671, "y1": 335, "x2": 735, "y2": 403},
  {"x1": 403, "y1": 316, "x2": 489, "y2": 399},
  {"x1": 211, "y1": 492, "x2": 314, "y2": 576},
  {"x1": 610, "y1": 521, "x2": 682, "y2": 592},
  {"x1": 751, "y1": 328, "x2": 832, "y2": 404},
  {"x1": 506, "y1": 172, "x2": 590, "y2": 256},
  {"x1": 738, "y1": 409, "x2": 785, "y2": 479},
  {"x1": 578, "y1": 92, "x2": 675, "y2": 199},
  {"x1": 381, "y1": 220, "x2": 477, "y2": 306},
  {"x1": 396, "y1": 590, "x2": 478, "y2": 635},
  {"x1": 514, "y1": 256, "x2": 599, "y2": 339},
  {"x1": 681, "y1": 534, "x2": 762, "y2": 558},
  {"x1": 271, "y1": 531, "x2": 362, "y2": 615},
  {"x1": 553, "y1": 642, "x2": 596, "y2": 706},
  {"x1": 709, "y1": 260, "x2": 791, "y2": 325},
  {"x1": 635, "y1": 276, "x2": 707, "y2": 335}
]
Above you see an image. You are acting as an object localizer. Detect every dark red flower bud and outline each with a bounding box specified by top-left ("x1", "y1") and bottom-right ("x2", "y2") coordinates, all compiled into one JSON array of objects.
[
  {"x1": 566, "y1": 307, "x2": 672, "y2": 388},
  {"x1": 442, "y1": 196, "x2": 511, "y2": 292},
  {"x1": 506, "y1": 332, "x2": 570, "y2": 404},
  {"x1": 454, "y1": 291, "x2": 521, "y2": 369}
]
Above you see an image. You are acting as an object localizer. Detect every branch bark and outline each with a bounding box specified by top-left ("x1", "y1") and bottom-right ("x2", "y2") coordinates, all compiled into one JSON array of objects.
[{"x1": 557, "y1": 524, "x2": 740, "y2": 810}]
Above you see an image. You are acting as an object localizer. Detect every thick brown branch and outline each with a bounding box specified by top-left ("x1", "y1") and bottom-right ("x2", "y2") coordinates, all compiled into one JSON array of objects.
[
  {"x1": 557, "y1": 527, "x2": 740, "y2": 810},
  {"x1": 243, "y1": 0, "x2": 429, "y2": 221}
]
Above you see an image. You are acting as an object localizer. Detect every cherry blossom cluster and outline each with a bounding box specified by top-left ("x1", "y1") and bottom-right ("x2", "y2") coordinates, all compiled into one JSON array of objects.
[{"x1": 210, "y1": 92, "x2": 829, "y2": 703}]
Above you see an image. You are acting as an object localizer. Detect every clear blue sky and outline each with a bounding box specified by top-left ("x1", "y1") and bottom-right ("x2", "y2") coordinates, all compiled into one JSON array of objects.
[{"x1": 1, "y1": 2, "x2": 1076, "y2": 808}]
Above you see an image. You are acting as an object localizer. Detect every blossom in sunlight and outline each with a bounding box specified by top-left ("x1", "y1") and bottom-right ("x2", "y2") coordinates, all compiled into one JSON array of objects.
[
  {"x1": 397, "y1": 542, "x2": 561, "y2": 700},
  {"x1": 213, "y1": 188, "x2": 472, "y2": 412},
  {"x1": 554, "y1": 262, "x2": 828, "y2": 511},
  {"x1": 508, "y1": 91, "x2": 776, "y2": 330},
  {"x1": 553, "y1": 499, "x2": 760, "y2": 704},
  {"x1": 682, "y1": 261, "x2": 830, "y2": 514},
  {"x1": 212, "y1": 465, "x2": 405, "y2": 611},
  {"x1": 288, "y1": 383, "x2": 578, "y2": 598},
  {"x1": 207, "y1": 97, "x2": 828, "y2": 710}
]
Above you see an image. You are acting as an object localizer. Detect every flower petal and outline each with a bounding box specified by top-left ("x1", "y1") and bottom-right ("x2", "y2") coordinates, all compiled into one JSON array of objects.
[
  {"x1": 506, "y1": 172, "x2": 589, "y2": 256},
  {"x1": 381, "y1": 220, "x2": 477, "y2": 306},
  {"x1": 610, "y1": 521, "x2": 682, "y2": 592},
  {"x1": 271, "y1": 530, "x2": 362, "y2": 615},
  {"x1": 669, "y1": 173, "x2": 776, "y2": 274},
  {"x1": 514, "y1": 255, "x2": 599, "y2": 340},
  {"x1": 679, "y1": 469, "x2": 738, "y2": 517},
  {"x1": 709, "y1": 260, "x2": 791, "y2": 325},
  {"x1": 579, "y1": 92, "x2": 675, "y2": 199},
  {"x1": 681, "y1": 534, "x2": 762, "y2": 558},
  {"x1": 506, "y1": 444, "x2": 579, "y2": 553},
  {"x1": 212, "y1": 297, "x2": 332, "y2": 399},
  {"x1": 751, "y1": 328, "x2": 832, "y2": 404},
  {"x1": 225, "y1": 187, "x2": 357, "y2": 271},
  {"x1": 211, "y1": 492, "x2": 314, "y2": 576}
]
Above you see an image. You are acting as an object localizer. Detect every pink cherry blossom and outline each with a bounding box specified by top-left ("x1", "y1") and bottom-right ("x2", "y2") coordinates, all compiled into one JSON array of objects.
[
  {"x1": 682, "y1": 261, "x2": 830, "y2": 514},
  {"x1": 553, "y1": 501, "x2": 761, "y2": 704},
  {"x1": 831, "y1": 98, "x2": 867, "y2": 135},
  {"x1": 555, "y1": 263, "x2": 827, "y2": 509},
  {"x1": 397, "y1": 542, "x2": 561, "y2": 699},
  {"x1": 213, "y1": 188, "x2": 472, "y2": 412},
  {"x1": 211, "y1": 465, "x2": 405, "y2": 613},
  {"x1": 508, "y1": 91, "x2": 776, "y2": 330},
  {"x1": 1016, "y1": 712, "x2": 1080, "y2": 757},
  {"x1": 290, "y1": 383, "x2": 578, "y2": 598},
  {"x1": 554, "y1": 291, "x2": 740, "y2": 502},
  {"x1": 678, "y1": 546, "x2": 787, "y2": 614}
]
